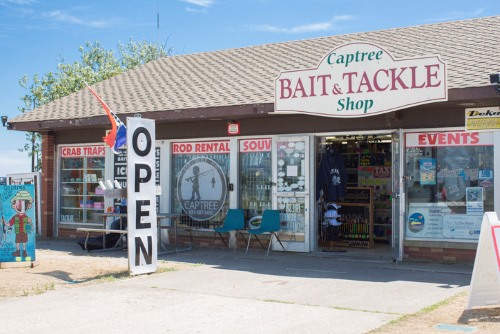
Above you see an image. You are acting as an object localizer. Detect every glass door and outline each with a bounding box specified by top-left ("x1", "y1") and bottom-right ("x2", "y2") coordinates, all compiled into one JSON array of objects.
[
  {"x1": 391, "y1": 130, "x2": 403, "y2": 261},
  {"x1": 273, "y1": 136, "x2": 310, "y2": 252}
]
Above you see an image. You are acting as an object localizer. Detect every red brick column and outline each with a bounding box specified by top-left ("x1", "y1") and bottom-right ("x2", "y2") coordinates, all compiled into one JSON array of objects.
[{"x1": 41, "y1": 132, "x2": 55, "y2": 237}]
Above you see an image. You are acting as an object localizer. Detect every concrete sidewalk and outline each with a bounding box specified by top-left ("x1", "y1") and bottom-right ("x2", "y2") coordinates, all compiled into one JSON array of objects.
[{"x1": 2, "y1": 240, "x2": 472, "y2": 334}]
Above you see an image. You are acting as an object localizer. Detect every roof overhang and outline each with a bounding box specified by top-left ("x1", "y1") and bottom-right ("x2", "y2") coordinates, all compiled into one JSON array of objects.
[{"x1": 7, "y1": 86, "x2": 499, "y2": 133}]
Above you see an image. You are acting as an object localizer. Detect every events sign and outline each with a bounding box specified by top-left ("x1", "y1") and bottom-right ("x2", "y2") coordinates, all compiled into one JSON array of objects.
[
  {"x1": 0, "y1": 185, "x2": 36, "y2": 263},
  {"x1": 275, "y1": 42, "x2": 447, "y2": 118},
  {"x1": 127, "y1": 118, "x2": 157, "y2": 275},
  {"x1": 465, "y1": 106, "x2": 500, "y2": 131},
  {"x1": 405, "y1": 131, "x2": 493, "y2": 147}
]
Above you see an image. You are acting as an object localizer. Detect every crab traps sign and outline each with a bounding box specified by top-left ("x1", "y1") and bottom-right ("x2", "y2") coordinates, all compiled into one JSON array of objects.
[
  {"x1": 275, "y1": 42, "x2": 447, "y2": 118},
  {"x1": 127, "y1": 117, "x2": 157, "y2": 275},
  {"x1": 467, "y1": 212, "x2": 500, "y2": 309},
  {"x1": 0, "y1": 185, "x2": 36, "y2": 263}
]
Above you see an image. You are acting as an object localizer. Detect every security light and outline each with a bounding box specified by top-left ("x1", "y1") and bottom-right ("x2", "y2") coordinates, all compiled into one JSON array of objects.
[
  {"x1": 490, "y1": 73, "x2": 500, "y2": 84},
  {"x1": 491, "y1": 73, "x2": 500, "y2": 95},
  {"x1": 1, "y1": 115, "x2": 7, "y2": 127}
]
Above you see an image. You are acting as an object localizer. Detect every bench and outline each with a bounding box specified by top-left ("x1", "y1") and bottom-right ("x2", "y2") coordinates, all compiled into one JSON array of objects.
[{"x1": 76, "y1": 228, "x2": 128, "y2": 252}]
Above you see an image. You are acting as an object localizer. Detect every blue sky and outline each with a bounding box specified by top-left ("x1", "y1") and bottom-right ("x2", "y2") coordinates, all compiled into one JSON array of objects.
[{"x1": 0, "y1": 0, "x2": 498, "y2": 175}]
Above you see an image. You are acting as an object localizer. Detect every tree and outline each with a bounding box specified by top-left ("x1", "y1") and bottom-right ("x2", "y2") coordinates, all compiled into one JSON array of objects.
[{"x1": 18, "y1": 39, "x2": 172, "y2": 172}]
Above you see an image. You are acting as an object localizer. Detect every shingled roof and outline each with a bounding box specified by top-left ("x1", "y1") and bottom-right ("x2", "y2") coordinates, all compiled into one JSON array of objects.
[{"x1": 9, "y1": 15, "x2": 500, "y2": 131}]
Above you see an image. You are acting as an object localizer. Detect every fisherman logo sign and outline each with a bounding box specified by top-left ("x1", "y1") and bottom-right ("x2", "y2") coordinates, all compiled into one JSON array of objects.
[{"x1": 177, "y1": 157, "x2": 227, "y2": 221}]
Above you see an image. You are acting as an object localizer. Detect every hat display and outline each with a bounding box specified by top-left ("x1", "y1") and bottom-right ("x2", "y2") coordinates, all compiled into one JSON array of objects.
[{"x1": 324, "y1": 203, "x2": 342, "y2": 226}]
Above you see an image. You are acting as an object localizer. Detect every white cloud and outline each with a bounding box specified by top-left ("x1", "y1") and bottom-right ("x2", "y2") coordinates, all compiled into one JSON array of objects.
[
  {"x1": 43, "y1": 10, "x2": 111, "y2": 28},
  {"x1": 250, "y1": 15, "x2": 354, "y2": 34},
  {"x1": 423, "y1": 8, "x2": 485, "y2": 22},
  {"x1": 185, "y1": 6, "x2": 208, "y2": 14},
  {"x1": 181, "y1": 0, "x2": 214, "y2": 7},
  {"x1": 0, "y1": 0, "x2": 38, "y2": 5}
]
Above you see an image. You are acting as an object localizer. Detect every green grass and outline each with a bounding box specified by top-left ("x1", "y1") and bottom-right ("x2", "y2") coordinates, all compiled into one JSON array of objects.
[
  {"x1": 263, "y1": 299, "x2": 294, "y2": 304},
  {"x1": 23, "y1": 282, "x2": 55, "y2": 296},
  {"x1": 157, "y1": 266, "x2": 178, "y2": 273},
  {"x1": 366, "y1": 291, "x2": 465, "y2": 333}
]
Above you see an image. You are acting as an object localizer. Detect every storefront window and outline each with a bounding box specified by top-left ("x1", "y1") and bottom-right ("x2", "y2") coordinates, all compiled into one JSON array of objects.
[
  {"x1": 59, "y1": 145, "x2": 105, "y2": 224},
  {"x1": 404, "y1": 131, "x2": 494, "y2": 241},
  {"x1": 239, "y1": 139, "x2": 272, "y2": 225},
  {"x1": 171, "y1": 141, "x2": 230, "y2": 228}
]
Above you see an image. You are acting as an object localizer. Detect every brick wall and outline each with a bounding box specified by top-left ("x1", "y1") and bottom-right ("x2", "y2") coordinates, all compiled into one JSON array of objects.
[
  {"x1": 404, "y1": 245, "x2": 477, "y2": 263},
  {"x1": 41, "y1": 132, "x2": 55, "y2": 237}
]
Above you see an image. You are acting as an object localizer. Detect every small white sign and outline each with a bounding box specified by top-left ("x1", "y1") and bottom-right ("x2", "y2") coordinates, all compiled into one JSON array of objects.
[
  {"x1": 127, "y1": 117, "x2": 157, "y2": 276},
  {"x1": 466, "y1": 187, "x2": 484, "y2": 216}
]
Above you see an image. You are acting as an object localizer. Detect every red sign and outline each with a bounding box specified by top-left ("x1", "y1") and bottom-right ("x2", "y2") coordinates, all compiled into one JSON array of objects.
[
  {"x1": 240, "y1": 138, "x2": 272, "y2": 152},
  {"x1": 172, "y1": 141, "x2": 230, "y2": 154},
  {"x1": 405, "y1": 131, "x2": 493, "y2": 147},
  {"x1": 61, "y1": 145, "x2": 105, "y2": 157}
]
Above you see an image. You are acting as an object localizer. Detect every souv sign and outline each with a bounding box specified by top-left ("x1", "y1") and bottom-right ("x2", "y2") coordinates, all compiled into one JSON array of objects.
[{"x1": 275, "y1": 42, "x2": 447, "y2": 118}]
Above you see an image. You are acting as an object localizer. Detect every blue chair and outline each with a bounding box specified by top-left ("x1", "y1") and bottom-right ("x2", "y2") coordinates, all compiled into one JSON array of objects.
[
  {"x1": 246, "y1": 210, "x2": 286, "y2": 255},
  {"x1": 213, "y1": 209, "x2": 245, "y2": 250}
]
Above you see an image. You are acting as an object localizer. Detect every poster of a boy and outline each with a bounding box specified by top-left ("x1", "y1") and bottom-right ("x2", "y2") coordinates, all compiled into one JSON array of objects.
[{"x1": 1, "y1": 187, "x2": 36, "y2": 262}]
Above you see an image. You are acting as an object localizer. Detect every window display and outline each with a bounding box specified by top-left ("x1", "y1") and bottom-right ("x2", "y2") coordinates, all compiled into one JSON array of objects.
[
  {"x1": 171, "y1": 141, "x2": 230, "y2": 228},
  {"x1": 59, "y1": 145, "x2": 105, "y2": 224},
  {"x1": 404, "y1": 131, "x2": 494, "y2": 240},
  {"x1": 239, "y1": 139, "x2": 272, "y2": 225}
]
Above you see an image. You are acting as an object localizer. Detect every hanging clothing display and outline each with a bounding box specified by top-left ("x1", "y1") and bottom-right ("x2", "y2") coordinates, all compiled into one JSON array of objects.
[{"x1": 316, "y1": 148, "x2": 348, "y2": 202}]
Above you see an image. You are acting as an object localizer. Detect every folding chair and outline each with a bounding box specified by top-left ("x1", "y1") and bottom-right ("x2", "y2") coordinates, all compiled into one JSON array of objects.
[
  {"x1": 212, "y1": 209, "x2": 245, "y2": 250},
  {"x1": 246, "y1": 209, "x2": 286, "y2": 255}
]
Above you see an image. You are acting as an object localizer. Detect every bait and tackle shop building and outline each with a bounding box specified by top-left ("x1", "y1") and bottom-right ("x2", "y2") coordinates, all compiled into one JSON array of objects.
[{"x1": 8, "y1": 16, "x2": 500, "y2": 263}]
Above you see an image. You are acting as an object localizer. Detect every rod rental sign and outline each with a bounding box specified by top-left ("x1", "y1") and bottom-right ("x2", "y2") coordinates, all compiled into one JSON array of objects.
[{"x1": 275, "y1": 42, "x2": 447, "y2": 118}]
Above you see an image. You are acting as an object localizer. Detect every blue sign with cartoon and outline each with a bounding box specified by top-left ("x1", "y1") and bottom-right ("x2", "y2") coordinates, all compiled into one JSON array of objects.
[{"x1": 1, "y1": 185, "x2": 36, "y2": 262}]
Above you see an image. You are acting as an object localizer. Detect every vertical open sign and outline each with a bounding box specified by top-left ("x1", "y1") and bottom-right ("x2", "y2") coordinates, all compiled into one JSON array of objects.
[{"x1": 127, "y1": 117, "x2": 157, "y2": 275}]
